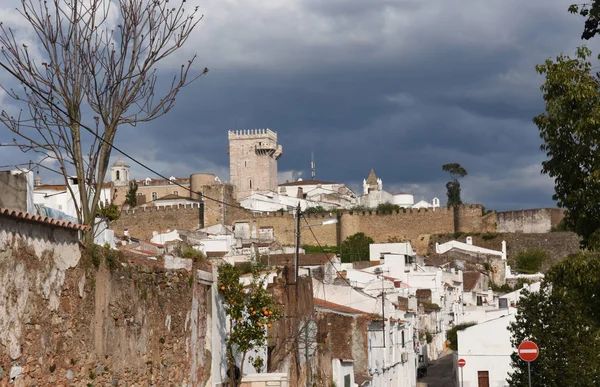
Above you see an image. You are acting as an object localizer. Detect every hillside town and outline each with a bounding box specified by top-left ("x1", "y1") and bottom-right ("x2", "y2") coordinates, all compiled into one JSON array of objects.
[
  {"x1": 1, "y1": 1, "x2": 600, "y2": 386},
  {"x1": 0, "y1": 129, "x2": 581, "y2": 386}
]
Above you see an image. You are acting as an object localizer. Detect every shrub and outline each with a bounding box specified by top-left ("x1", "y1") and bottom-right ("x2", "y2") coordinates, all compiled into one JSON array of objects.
[
  {"x1": 446, "y1": 322, "x2": 477, "y2": 350},
  {"x1": 514, "y1": 249, "x2": 548, "y2": 274},
  {"x1": 481, "y1": 232, "x2": 498, "y2": 240},
  {"x1": 181, "y1": 246, "x2": 205, "y2": 262},
  {"x1": 375, "y1": 202, "x2": 400, "y2": 214}
]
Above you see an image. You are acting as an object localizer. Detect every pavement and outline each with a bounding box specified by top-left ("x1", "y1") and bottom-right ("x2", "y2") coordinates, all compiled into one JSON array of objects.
[{"x1": 416, "y1": 349, "x2": 456, "y2": 387}]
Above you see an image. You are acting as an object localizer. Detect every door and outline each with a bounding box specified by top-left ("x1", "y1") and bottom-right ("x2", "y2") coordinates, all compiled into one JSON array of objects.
[{"x1": 477, "y1": 371, "x2": 489, "y2": 387}]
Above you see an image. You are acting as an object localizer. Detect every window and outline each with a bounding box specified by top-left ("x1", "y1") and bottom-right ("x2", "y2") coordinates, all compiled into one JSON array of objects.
[
  {"x1": 249, "y1": 179, "x2": 252, "y2": 189},
  {"x1": 116, "y1": 170, "x2": 120, "y2": 180},
  {"x1": 174, "y1": 191, "x2": 178, "y2": 196},
  {"x1": 477, "y1": 295, "x2": 483, "y2": 306},
  {"x1": 152, "y1": 192, "x2": 157, "y2": 201},
  {"x1": 402, "y1": 330, "x2": 405, "y2": 348}
]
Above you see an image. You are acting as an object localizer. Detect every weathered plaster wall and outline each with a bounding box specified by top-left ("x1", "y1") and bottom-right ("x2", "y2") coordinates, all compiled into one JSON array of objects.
[
  {"x1": 0, "y1": 215, "x2": 213, "y2": 386},
  {"x1": 496, "y1": 208, "x2": 565, "y2": 233},
  {"x1": 0, "y1": 171, "x2": 28, "y2": 212}
]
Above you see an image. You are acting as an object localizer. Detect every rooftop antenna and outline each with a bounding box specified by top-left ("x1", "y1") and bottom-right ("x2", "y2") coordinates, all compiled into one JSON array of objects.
[{"x1": 311, "y1": 152, "x2": 315, "y2": 180}]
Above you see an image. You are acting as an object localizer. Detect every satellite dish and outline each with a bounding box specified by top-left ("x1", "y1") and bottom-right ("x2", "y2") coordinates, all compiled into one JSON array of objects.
[{"x1": 455, "y1": 261, "x2": 465, "y2": 271}]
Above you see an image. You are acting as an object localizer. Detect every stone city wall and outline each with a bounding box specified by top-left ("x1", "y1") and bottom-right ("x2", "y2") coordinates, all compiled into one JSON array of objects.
[{"x1": 496, "y1": 208, "x2": 565, "y2": 233}]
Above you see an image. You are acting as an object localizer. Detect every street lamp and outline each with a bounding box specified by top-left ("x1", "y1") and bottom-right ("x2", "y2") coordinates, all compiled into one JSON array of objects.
[{"x1": 294, "y1": 203, "x2": 339, "y2": 284}]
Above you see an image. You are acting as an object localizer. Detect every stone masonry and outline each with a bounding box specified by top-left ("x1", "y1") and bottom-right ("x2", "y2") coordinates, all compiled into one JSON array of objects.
[{"x1": 228, "y1": 129, "x2": 282, "y2": 200}]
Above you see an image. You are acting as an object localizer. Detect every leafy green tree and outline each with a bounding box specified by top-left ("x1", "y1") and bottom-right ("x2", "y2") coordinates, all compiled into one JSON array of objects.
[
  {"x1": 125, "y1": 181, "x2": 139, "y2": 208},
  {"x1": 340, "y1": 232, "x2": 374, "y2": 263},
  {"x1": 514, "y1": 249, "x2": 548, "y2": 274},
  {"x1": 507, "y1": 252, "x2": 600, "y2": 386},
  {"x1": 442, "y1": 163, "x2": 467, "y2": 206},
  {"x1": 218, "y1": 263, "x2": 282, "y2": 386},
  {"x1": 96, "y1": 202, "x2": 120, "y2": 221},
  {"x1": 533, "y1": 46, "x2": 600, "y2": 248}
]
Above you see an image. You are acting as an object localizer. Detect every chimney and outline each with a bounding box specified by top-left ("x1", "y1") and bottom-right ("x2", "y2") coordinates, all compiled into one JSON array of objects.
[
  {"x1": 466, "y1": 236, "x2": 473, "y2": 245},
  {"x1": 501, "y1": 240, "x2": 507, "y2": 260}
]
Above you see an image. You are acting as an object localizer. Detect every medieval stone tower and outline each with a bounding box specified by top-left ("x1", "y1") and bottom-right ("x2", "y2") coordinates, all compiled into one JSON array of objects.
[{"x1": 228, "y1": 129, "x2": 282, "y2": 199}]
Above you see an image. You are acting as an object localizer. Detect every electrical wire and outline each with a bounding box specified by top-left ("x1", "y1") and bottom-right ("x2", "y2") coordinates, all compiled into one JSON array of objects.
[
  {"x1": 301, "y1": 214, "x2": 376, "y2": 300},
  {"x1": 0, "y1": 61, "x2": 243, "y2": 211}
]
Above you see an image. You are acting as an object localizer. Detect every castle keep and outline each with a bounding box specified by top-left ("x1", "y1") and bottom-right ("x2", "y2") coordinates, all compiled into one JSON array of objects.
[{"x1": 228, "y1": 129, "x2": 282, "y2": 199}]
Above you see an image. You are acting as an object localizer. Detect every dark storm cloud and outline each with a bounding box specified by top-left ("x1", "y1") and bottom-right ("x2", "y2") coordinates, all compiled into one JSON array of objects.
[{"x1": 0, "y1": 0, "x2": 595, "y2": 211}]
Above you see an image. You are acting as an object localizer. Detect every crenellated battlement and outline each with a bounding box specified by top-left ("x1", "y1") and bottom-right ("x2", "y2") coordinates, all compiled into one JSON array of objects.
[
  {"x1": 124, "y1": 203, "x2": 201, "y2": 215},
  {"x1": 228, "y1": 128, "x2": 277, "y2": 140}
]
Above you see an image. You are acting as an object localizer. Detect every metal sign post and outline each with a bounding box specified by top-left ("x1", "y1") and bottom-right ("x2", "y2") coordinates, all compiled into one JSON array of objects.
[
  {"x1": 518, "y1": 340, "x2": 539, "y2": 387},
  {"x1": 457, "y1": 358, "x2": 466, "y2": 387}
]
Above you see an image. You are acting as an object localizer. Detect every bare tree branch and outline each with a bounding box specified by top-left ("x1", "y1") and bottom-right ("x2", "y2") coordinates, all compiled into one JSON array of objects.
[{"x1": 0, "y1": 0, "x2": 206, "y2": 239}]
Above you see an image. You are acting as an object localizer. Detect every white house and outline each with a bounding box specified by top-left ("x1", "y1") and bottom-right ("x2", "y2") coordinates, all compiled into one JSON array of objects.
[
  {"x1": 278, "y1": 179, "x2": 357, "y2": 209},
  {"x1": 34, "y1": 175, "x2": 112, "y2": 220},
  {"x1": 455, "y1": 314, "x2": 515, "y2": 387}
]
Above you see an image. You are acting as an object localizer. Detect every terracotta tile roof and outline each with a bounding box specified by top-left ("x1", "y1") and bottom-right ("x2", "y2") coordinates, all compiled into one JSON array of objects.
[
  {"x1": 154, "y1": 194, "x2": 198, "y2": 201},
  {"x1": 314, "y1": 298, "x2": 367, "y2": 315},
  {"x1": 463, "y1": 271, "x2": 481, "y2": 292},
  {"x1": 0, "y1": 207, "x2": 90, "y2": 232},
  {"x1": 279, "y1": 179, "x2": 336, "y2": 187},
  {"x1": 34, "y1": 184, "x2": 67, "y2": 191}
]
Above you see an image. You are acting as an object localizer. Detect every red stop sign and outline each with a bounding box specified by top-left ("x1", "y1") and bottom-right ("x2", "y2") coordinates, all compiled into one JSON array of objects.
[
  {"x1": 458, "y1": 358, "x2": 466, "y2": 367},
  {"x1": 518, "y1": 340, "x2": 539, "y2": 362}
]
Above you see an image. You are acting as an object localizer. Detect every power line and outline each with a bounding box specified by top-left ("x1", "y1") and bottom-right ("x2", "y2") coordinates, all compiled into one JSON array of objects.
[
  {"x1": 301, "y1": 215, "x2": 376, "y2": 300},
  {"x1": 0, "y1": 61, "x2": 243, "y2": 211}
]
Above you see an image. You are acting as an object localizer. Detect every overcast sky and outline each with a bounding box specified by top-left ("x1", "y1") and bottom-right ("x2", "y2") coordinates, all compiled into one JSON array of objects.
[{"x1": 0, "y1": 0, "x2": 598, "y2": 211}]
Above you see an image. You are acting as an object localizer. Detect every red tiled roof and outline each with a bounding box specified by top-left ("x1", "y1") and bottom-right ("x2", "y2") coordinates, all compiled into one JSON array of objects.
[
  {"x1": 314, "y1": 298, "x2": 367, "y2": 315},
  {"x1": 463, "y1": 271, "x2": 481, "y2": 292},
  {"x1": 35, "y1": 184, "x2": 67, "y2": 191},
  {"x1": 0, "y1": 207, "x2": 90, "y2": 232},
  {"x1": 154, "y1": 194, "x2": 198, "y2": 201}
]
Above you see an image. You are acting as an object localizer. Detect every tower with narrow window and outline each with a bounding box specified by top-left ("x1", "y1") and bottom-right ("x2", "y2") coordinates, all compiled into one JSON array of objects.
[
  {"x1": 110, "y1": 157, "x2": 130, "y2": 187},
  {"x1": 228, "y1": 128, "x2": 282, "y2": 199}
]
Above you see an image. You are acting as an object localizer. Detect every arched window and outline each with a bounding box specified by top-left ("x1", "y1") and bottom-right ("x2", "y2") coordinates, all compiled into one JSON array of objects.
[{"x1": 116, "y1": 170, "x2": 120, "y2": 180}]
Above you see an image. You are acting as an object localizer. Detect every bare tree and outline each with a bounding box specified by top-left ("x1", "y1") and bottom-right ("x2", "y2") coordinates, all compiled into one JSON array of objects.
[{"x1": 0, "y1": 0, "x2": 206, "y2": 239}]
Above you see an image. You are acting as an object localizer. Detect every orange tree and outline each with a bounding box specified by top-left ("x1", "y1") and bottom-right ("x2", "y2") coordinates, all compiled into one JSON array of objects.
[{"x1": 218, "y1": 263, "x2": 282, "y2": 386}]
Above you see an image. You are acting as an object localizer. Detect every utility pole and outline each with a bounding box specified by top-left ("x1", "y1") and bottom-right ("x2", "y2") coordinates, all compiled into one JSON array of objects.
[{"x1": 294, "y1": 202, "x2": 301, "y2": 288}]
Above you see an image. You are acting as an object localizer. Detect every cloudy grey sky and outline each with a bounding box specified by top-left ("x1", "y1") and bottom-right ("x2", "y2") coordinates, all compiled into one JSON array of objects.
[{"x1": 0, "y1": 0, "x2": 598, "y2": 211}]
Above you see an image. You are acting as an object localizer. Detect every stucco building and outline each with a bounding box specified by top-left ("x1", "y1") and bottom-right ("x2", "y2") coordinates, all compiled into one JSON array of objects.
[
  {"x1": 228, "y1": 128, "x2": 282, "y2": 200},
  {"x1": 358, "y1": 169, "x2": 440, "y2": 210}
]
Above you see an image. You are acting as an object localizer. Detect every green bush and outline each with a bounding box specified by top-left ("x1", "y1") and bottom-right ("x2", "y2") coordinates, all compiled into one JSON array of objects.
[
  {"x1": 446, "y1": 322, "x2": 477, "y2": 350},
  {"x1": 515, "y1": 249, "x2": 548, "y2": 274},
  {"x1": 181, "y1": 246, "x2": 205, "y2": 262},
  {"x1": 375, "y1": 202, "x2": 400, "y2": 214},
  {"x1": 481, "y1": 232, "x2": 498, "y2": 240},
  {"x1": 340, "y1": 232, "x2": 373, "y2": 263}
]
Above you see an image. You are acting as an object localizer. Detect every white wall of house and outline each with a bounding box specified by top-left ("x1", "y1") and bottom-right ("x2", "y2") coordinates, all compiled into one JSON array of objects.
[
  {"x1": 456, "y1": 314, "x2": 515, "y2": 387},
  {"x1": 369, "y1": 243, "x2": 415, "y2": 262},
  {"x1": 34, "y1": 179, "x2": 111, "y2": 220},
  {"x1": 239, "y1": 192, "x2": 338, "y2": 212},
  {"x1": 332, "y1": 359, "x2": 354, "y2": 387},
  {"x1": 151, "y1": 229, "x2": 181, "y2": 245}
]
